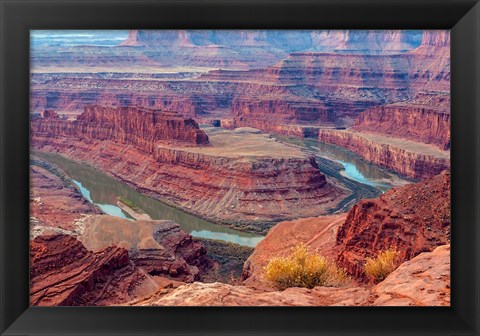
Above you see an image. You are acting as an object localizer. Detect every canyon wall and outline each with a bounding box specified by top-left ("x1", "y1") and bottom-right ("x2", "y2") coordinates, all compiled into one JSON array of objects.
[
  {"x1": 33, "y1": 106, "x2": 210, "y2": 149},
  {"x1": 30, "y1": 234, "x2": 159, "y2": 306},
  {"x1": 31, "y1": 107, "x2": 345, "y2": 231},
  {"x1": 335, "y1": 171, "x2": 450, "y2": 282},
  {"x1": 31, "y1": 30, "x2": 449, "y2": 136},
  {"x1": 318, "y1": 129, "x2": 450, "y2": 179},
  {"x1": 352, "y1": 93, "x2": 450, "y2": 150},
  {"x1": 230, "y1": 98, "x2": 333, "y2": 136},
  {"x1": 30, "y1": 162, "x2": 101, "y2": 233}
]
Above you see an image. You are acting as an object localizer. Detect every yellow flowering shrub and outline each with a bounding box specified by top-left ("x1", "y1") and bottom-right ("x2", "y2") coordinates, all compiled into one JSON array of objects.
[
  {"x1": 364, "y1": 248, "x2": 401, "y2": 282},
  {"x1": 264, "y1": 243, "x2": 349, "y2": 290}
]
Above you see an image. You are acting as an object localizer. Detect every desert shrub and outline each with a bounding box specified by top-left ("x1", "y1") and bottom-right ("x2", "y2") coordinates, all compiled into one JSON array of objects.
[
  {"x1": 264, "y1": 243, "x2": 349, "y2": 290},
  {"x1": 364, "y1": 248, "x2": 401, "y2": 282}
]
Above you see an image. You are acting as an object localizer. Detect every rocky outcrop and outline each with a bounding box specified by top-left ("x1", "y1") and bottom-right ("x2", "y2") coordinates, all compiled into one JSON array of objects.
[
  {"x1": 79, "y1": 215, "x2": 214, "y2": 282},
  {"x1": 231, "y1": 98, "x2": 333, "y2": 135},
  {"x1": 30, "y1": 160, "x2": 101, "y2": 235},
  {"x1": 318, "y1": 129, "x2": 450, "y2": 179},
  {"x1": 32, "y1": 105, "x2": 210, "y2": 149},
  {"x1": 32, "y1": 119, "x2": 345, "y2": 231},
  {"x1": 242, "y1": 214, "x2": 348, "y2": 288},
  {"x1": 335, "y1": 171, "x2": 450, "y2": 282},
  {"x1": 127, "y1": 244, "x2": 450, "y2": 306},
  {"x1": 353, "y1": 92, "x2": 450, "y2": 150},
  {"x1": 364, "y1": 244, "x2": 450, "y2": 306},
  {"x1": 30, "y1": 234, "x2": 159, "y2": 306}
]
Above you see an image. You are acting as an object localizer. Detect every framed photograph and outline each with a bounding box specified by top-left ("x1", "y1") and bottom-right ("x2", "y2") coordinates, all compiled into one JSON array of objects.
[{"x1": 1, "y1": 0, "x2": 479, "y2": 335}]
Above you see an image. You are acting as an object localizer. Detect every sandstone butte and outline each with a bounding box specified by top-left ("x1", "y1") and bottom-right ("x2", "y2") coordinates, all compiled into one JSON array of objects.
[
  {"x1": 125, "y1": 244, "x2": 450, "y2": 307},
  {"x1": 242, "y1": 171, "x2": 450, "y2": 285},
  {"x1": 31, "y1": 106, "x2": 347, "y2": 232}
]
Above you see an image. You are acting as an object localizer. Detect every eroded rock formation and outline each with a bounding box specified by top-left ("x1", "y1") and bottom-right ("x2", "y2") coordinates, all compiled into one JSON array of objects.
[
  {"x1": 32, "y1": 110, "x2": 345, "y2": 231},
  {"x1": 242, "y1": 214, "x2": 348, "y2": 288},
  {"x1": 30, "y1": 234, "x2": 159, "y2": 306},
  {"x1": 33, "y1": 105, "x2": 210, "y2": 148},
  {"x1": 335, "y1": 171, "x2": 450, "y2": 282},
  {"x1": 318, "y1": 129, "x2": 450, "y2": 179},
  {"x1": 30, "y1": 160, "x2": 101, "y2": 235},
  {"x1": 79, "y1": 215, "x2": 214, "y2": 282},
  {"x1": 353, "y1": 92, "x2": 450, "y2": 150},
  {"x1": 127, "y1": 244, "x2": 450, "y2": 306}
]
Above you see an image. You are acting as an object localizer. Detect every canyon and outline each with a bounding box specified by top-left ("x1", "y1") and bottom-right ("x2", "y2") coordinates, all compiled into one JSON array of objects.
[
  {"x1": 318, "y1": 129, "x2": 450, "y2": 179},
  {"x1": 31, "y1": 106, "x2": 347, "y2": 232},
  {"x1": 29, "y1": 29, "x2": 451, "y2": 307},
  {"x1": 30, "y1": 160, "x2": 216, "y2": 286},
  {"x1": 30, "y1": 31, "x2": 450, "y2": 181},
  {"x1": 30, "y1": 168, "x2": 451, "y2": 306},
  {"x1": 335, "y1": 171, "x2": 450, "y2": 282},
  {"x1": 241, "y1": 171, "x2": 450, "y2": 285}
]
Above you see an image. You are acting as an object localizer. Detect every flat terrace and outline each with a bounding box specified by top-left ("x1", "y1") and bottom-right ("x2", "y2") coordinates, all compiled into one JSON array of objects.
[{"x1": 158, "y1": 127, "x2": 307, "y2": 159}]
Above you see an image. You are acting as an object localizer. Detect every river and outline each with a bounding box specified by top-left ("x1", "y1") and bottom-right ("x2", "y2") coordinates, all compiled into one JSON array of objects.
[
  {"x1": 32, "y1": 139, "x2": 409, "y2": 247},
  {"x1": 305, "y1": 140, "x2": 410, "y2": 192},
  {"x1": 34, "y1": 152, "x2": 264, "y2": 247}
]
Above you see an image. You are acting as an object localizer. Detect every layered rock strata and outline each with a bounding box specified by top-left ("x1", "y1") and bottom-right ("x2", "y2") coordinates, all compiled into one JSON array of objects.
[
  {"x1": 79, "y1": 215, "x2": 214, "y2": 282},
  {"x1": 127, "y1": 244, "x2": 450, "y2": 306},
  {"x1": 31, "y1": 110, "x2": 345, "y2": 231},
  {"x1": 30, "y1": 234, "x2": 160, "y2": 306},
  {"x1": 230, "y1": 98, "x2": 333, "y2": 136},
  {"x1": 335, "y1": 171, "x2": 450, "y2": 282},
  {"x1": 30, "y1": 161, "x2": 101, "y2": 235},
  {"x1": 353, "y1": 92, "x2": 450, "y2": 150},
  {"x1": 31, "y1": 31, "x2": 449, "y2": 138},
  {"x1": 318, "y1": 129, "x2": 450, "y2": 179},
  {"x1": 33, "y1": 106, "x2": 210, "y2": 148}
]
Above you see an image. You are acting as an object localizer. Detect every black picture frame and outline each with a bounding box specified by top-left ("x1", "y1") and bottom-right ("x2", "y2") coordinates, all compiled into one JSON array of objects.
[{"x1": 1, "y1": 0, "x2": 479, "y2": 335}]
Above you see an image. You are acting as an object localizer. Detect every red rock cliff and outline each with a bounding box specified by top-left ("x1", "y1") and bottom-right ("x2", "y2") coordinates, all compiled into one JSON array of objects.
[
  {"x1": 30, "y1": 234, "x2": 159, "y2": 306},
  {"x1": 335, "y1": 171, "x2": 450, "y2": 282},
  {"x1": 32, "y1": 105, "x2": 210, "y2": 151},
  {"x1": 318, "y1": 129, "x2": 450, "y2": 179},
  {"x1": 32, "y1": 109, "x2": 345, "y2": 232},
  {"x1": 352, "y1": 93, "x2": 450, "y2": 150}
]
